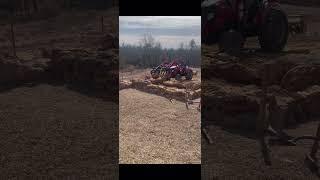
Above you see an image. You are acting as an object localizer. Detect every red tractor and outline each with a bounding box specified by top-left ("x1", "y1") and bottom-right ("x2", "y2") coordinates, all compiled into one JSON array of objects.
[
  {"x1": 151, "y1": 60, "x2": 193, "y2": 81},
  {"x1": 202, "y1": 0, "x2": 289, "y2": 54}
]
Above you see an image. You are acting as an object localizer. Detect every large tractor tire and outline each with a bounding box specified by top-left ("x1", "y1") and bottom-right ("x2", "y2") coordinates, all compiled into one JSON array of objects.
[
  {"x1": 259, "y1": 9, "x2": 288, "y2": 52},
  {"x1": 185, "y1": 70, "x2": 193, "y2": 80},
  {"x1": 160, "y1": 68, "x2": 170, "y2": 80},
  {"x1": 202, "y1": 29, "x2": 209, "y2": 44},
  {"x1": 175, "y1": 73, "x2": 182, "y2": 81},
  {"x1": 150, "y1": 69, "x2": 160, "y2": 79},
  {"x1": 218, "y1": 30, "x2": 245, "y2": 56},
  {"x1": 201, "y1": 7, "x2": 210, "y2": 44},
  {"x1": 202, "y1": 29, "x2": 216, "y2": 45}
]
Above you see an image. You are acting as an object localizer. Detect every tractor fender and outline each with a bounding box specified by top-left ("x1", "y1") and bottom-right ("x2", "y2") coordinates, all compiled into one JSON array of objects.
[
  {"x1": 262, "y1": 1, "x2": 283, "y2": 16},
  {"x1": 257, "y1": 2, "x2": 284, "y2": 28}
]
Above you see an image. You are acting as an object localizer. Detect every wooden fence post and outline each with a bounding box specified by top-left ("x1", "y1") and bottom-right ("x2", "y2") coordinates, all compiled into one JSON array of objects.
[
  {"x1": 256, "y1": 63, "x2": 272, "y2": 165},
  {"x1": 11, "y1": 18, "x2": 17, "y2": 57},
  {"x1": 101, "y1": 16, "x2": 104, "y2": 33}
]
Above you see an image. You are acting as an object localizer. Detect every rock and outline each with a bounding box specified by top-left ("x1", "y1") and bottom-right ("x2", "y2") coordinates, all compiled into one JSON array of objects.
[
  {"x1": 297, "y1": 85, "x2": 320, "y2": 117},
  {"x1": 281, "y1": 65, "x2": 320, "y2": 91}
]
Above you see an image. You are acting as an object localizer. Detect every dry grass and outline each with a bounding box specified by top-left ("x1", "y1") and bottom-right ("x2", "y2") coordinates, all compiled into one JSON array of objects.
[{"x1": 119, "y1": 89, "x2": 200, "y2": 164}]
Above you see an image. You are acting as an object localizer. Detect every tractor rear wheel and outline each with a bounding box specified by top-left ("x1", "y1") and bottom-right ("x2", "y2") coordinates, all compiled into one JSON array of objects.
[
  {"x1": 202, "y1": 26, "x2": 213, "y2": 45},
  {"x1": 186, "y1": 70, "x2": 193, "y2": 80},
  {"x1": 259, "y1": 9, "x2": 288, "y2": 52},
  {"x1": 175, "y1": 74, "x2": 182, "y2": 81},
  {"x1": 218, "y1": 30, "x2": 245, "y2": 56},
  {"x1": 160, "y1": 68, "x2": 170, "y2": 80},
  {"x1": 151, "y1": 69, "x2": 160, "y2": 79}
]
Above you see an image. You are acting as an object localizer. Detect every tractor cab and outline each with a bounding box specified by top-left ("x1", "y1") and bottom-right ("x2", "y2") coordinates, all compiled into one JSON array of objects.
[{"x1": 202, "y1": 0, "x2": 288, "y2": 54}]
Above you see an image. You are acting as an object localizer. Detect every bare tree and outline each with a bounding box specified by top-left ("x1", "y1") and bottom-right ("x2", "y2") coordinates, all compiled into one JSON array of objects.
[
  {"x1": 179, "y1": 42, "x2": 184, "y2": 50},
  {"x1": 141, "y1": 34, "x2": 155, "y2": 48},
  {"x1": 189, "y1": 39, "x2": 197, "y2": 50}
]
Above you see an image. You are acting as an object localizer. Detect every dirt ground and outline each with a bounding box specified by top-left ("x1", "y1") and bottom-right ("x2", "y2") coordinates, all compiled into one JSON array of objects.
[
  {"x1": 202, "y1": 120, "x2": 320, "y2": 179},
  {"x1": 119, "y1": 89, "x2": 200, "y2": 164},
  {"x1": 0, "y1": 84, "x2": 118, "y2": 178},
  {"x1": 0, "y1": 7, "x2": 118, "y2": 59},
  {"x1": 202, "y1": 4, "x2": 320, "y2": 179},
  {"x1": 0, "y1": 7, "x2": 119, "y2": 178}
]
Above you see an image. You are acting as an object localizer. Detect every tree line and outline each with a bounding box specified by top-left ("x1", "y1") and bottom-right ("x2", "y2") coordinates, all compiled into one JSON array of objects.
[
  {"x1": 0, "y1": 0, "x2": 118, "y2": 21},
  {"x1": 120, "y1": 34, "x2": 201, "y2": 69}
]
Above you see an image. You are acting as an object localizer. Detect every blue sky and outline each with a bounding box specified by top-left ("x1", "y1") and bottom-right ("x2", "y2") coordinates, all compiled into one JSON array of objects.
[{"x1": 119, "y1": 16, "x2": 201, "y2": 49}]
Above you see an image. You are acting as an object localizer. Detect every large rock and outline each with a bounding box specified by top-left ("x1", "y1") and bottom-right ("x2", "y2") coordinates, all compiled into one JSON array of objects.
[
  {"x1": 281, "y1": 65, "x2": 320, "y2": 91},
  {"x1": 297, "y1": 85, "x2": 320, "y2": 117}
]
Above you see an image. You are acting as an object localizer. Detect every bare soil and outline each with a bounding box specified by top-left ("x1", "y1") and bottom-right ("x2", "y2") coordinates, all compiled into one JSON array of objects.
[
  {"x1": 119, "y1": 89, "x2": 200, "y2": 164},
  {"x1": 0, "y1": 84, "x2": 118, "y2": 178},
  {"x1": 202, "y1": 120, "x2": 320, "y2": 179}
]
